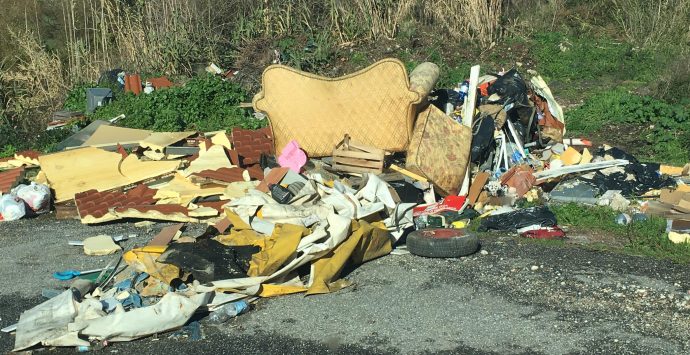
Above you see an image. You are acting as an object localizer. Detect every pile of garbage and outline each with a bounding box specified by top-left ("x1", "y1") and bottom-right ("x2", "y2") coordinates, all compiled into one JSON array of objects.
[{"x1": 1, "y1": 59, "x2": 689, "y2": 351}]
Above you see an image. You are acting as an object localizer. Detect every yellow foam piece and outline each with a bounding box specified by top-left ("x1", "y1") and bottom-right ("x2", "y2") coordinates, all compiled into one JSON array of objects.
[
  {"x1": 561, "y1": 147, "x2": 582, "y2": 166},
  {"x1": 580, "y1": 148, "x2": 593, "y2": 164},
  {"x1": 253, "y1": 58, "x2": 421, "y2": 157}
]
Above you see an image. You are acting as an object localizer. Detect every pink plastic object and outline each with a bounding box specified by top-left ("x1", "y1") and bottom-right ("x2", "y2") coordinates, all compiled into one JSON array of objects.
[{"x1": 277, "y1": 140, "x2": 307, "y2": 173}]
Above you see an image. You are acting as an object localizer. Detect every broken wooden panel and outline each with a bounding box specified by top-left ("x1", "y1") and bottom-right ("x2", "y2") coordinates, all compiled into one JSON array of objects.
[
  {"x1": 38, "y1": 147, "x2": 180, "y2": 202},
  {"x1": 182, "y1": 145, "x2": 234, "y2": 177},
  {"x1": 140, "y1": 131, "x2": 196, "y2": 153},
  {"x1": 150, "y1": 173, "x2": 226, "y2": 206},
  {"x1": 190, "y1": 167, "x2": 250, "y2": 185},
  {"x1": 112, "y1": 205, "x2": 198, "y2": 223},
  {"x1": 81, "y1": 125, "x2": 152, "y2": 147}
]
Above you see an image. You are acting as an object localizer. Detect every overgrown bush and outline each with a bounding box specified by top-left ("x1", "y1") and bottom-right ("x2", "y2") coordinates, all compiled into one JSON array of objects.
[{"x1": 88, "y1": 75, "x2": 265, "y2": 132}]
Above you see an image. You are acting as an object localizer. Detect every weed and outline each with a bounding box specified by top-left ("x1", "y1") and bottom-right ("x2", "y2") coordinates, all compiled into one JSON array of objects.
[
  {"x1": 521, "y1": 237, "x2": 567, "y2": 247},
  {"x1": 550, "y1": 203, "x2": 690, "y2": 264},
  {"x1": 62, "y1": 83, "x2": 89, "y2": 112},
  {"x1": 0, "y1": 144, "x2": 16, "y2": 158}
]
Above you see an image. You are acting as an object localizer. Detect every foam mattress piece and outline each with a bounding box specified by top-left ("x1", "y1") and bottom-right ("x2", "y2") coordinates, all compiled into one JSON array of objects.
[{"x1": 253, "y1": 58, "x2": 421, "y2": 157}]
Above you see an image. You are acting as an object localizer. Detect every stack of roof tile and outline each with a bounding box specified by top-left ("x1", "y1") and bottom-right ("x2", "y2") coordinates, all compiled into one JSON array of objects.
[{"x1": 0, "y1": 167, "x2": 25, "y2": 194}]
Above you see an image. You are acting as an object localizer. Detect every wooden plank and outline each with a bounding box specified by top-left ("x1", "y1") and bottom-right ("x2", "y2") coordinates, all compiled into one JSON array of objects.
[
  {"x1": 462, "y1": 65, "x2": 480, "y2": 127},
  {"x1": 332, "y1": 163, "x2": 381, "y2": 174},
  {"x1": 345, "y1": 141, "x2": 385, "y2": 156},
  {"x1": 333, "y1": 149, "x2": 384, "y2": 161},
  {"x1": 389, "y1": 164, "x2": 428, "y2": 183},
  {"x1": 148, "y1": 223, "x2": 184, "y2": 247},
  {"x1": 467, "y1": 172, "x2": 490, "y2": 205},
  {"x1": 332, "y1": 156, "x2": 383, "y2": 169}
]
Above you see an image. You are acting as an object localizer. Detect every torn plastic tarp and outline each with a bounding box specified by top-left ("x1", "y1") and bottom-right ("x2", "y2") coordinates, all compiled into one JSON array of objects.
[
  {"x1": 14, "y1": 290, "x2": 210, "y2": 350},
  {"x1": 479, "y1": 206, "x2": 557, "y2": 232},
  {"x1": 70, "y1": 292, "x2": 210, "y2": 342},
  {"x1": 14, "y1": 290, "x2": 87, "y2": 351}
]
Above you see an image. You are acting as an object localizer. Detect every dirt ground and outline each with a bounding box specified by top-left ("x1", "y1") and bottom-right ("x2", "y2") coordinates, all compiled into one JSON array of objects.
[{"x1": 1, "y1": 214, "x2": 689, "y2": 354}]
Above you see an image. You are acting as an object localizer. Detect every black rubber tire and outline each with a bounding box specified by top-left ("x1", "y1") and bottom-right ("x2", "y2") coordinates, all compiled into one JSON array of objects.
[{"x1": 407, "y1": 228, "x2": 479, "y2": 258}]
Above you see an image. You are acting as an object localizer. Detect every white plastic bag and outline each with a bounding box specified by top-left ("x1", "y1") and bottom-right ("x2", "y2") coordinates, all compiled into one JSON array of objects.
[
  {"x1": 12, "y1": 182, "x2": 51, "y2": 213},
  {"x1": 0, "y1": 194, "x2": 26, "y2": 221}
]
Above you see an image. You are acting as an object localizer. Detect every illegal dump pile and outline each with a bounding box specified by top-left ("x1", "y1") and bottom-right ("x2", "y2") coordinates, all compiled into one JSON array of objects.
[{"x1": 1, "y1": 59, "x2": 689, "y2": 351}]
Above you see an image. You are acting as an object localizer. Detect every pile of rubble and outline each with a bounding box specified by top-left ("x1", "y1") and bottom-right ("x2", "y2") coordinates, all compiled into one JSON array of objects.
[{"x1": 1, "y1": 58, "x2": 688, "y2": 351}]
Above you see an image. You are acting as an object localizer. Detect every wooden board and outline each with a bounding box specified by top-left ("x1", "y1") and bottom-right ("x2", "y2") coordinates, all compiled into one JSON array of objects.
[
  {"x1": 467, "y1": 172, "x2": 490, "y2": 205},
  {"x1": 210, "y1": 132, "x2": 233, "y2": 150},
  {"x1": 81, "y1": 125, "x2": 152, "y2": 147},
  {"x1": 38, "y1": 147, "x2": 180, "y2": 202},
  {"x1": 140, "y1": 131, "x2": 196, "y2": 152}
]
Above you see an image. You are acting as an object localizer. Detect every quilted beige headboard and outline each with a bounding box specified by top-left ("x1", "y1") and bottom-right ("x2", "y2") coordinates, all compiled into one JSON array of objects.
[{"x1": 253, "y1": 59, "x2": 421, "y2": 157}]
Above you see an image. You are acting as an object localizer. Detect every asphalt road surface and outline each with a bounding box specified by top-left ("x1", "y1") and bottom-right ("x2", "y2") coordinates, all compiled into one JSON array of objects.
[{"x1": 1, "y1": 214, "x2": 689, "y2": 354}]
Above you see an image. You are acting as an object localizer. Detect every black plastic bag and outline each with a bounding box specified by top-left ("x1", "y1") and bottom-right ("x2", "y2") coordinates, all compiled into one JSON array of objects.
[
  {"x1": 389, "y1": 180, "x2": 425, "y2": 204},
  {"x1": 479, "y1": 206, "x2": 557, "y2": 232},
  {"x1": 158, "y1": 239, "x2": 260, "y2": 283},
  {"x1": 583, "y1": 147, "x2": 674, "y2": 196},
  {"x1": 429, "y1": 89, "x2": 460, "y2": 111},
  {"x1": 471, "y1": 115, "x2": 496, "y2": 163},
  {"x1": 487, "y1": 69, "x2": 529, "y2": 108}
]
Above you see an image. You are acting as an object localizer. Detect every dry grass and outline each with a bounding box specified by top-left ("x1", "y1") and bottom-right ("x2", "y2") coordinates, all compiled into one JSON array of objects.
[
  {"x1": 611, "y1": 0, "x2": 690, "y2": 49},
  {"x1": 1, "y1": 30, "x2": 67, "y2": 132},
  {"x1": 0, "y1": 0, "x2": 508, "y2": 132}
]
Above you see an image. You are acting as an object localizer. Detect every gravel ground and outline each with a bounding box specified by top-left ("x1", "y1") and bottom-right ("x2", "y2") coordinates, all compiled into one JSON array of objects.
[{"x1": 1, "y1": 213, "x2": 689, "y2": 354}]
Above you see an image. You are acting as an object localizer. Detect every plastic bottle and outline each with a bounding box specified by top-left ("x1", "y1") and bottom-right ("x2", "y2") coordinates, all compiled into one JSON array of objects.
[{"x1": 207, "y1": 300, "x2": 249, "y2": 323}]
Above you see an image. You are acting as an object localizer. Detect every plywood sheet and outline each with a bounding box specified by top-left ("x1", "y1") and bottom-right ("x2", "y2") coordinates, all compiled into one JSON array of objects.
[
  {"x1": 39, "y1": 147, "x2": 180, "y2": 202},
  {"x1": 210, "y1": 132, "x2": 232, "y2": 150},
  {"x1": 140, "y1": 131, "x2": 196, "y2": 152},
  {"x1": 82, "y1": 125, "x2": 152, "y2": 147}
]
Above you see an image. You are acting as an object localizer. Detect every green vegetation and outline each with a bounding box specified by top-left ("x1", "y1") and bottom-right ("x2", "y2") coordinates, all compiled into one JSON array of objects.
[
  {"x1": 551, "y1": 203, "x2": 690, "y2": 264},
  {"x1": 0, "y1": 76, "x2": 261, "y2": 158},
  {"x1": 530, "y1": 32, "x2": 657, "y2": 83},
  {"x1": 566, "y1": 89, "x2": 690, "y2": 164},
  {"x1": 87, "y1": 76, "x2": 264, "y2": 132}
]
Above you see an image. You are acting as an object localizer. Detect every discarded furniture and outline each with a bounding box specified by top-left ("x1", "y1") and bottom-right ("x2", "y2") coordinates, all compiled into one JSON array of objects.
[
  {"x1": 253, "y1": 58, "x2": 422, "y2": 157},
  {"x1": 332, "y1": 135, "x2": 384, "y2": 174}
]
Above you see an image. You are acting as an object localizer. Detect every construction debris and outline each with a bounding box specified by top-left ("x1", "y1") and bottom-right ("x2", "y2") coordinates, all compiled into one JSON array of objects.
[{"x1": 1, "y1": 58, "x2": 688, "y2": 352}]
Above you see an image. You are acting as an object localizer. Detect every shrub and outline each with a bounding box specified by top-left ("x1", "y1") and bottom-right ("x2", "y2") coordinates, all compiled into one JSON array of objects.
[{"x1": 89, "y1": 75, "x2": 265, "y2": 132}]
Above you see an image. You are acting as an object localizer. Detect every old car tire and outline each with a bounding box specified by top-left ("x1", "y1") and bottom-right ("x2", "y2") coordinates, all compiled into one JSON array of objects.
[{"x1": 407, "y1": 228, "x2": 479, "y2": 258}]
